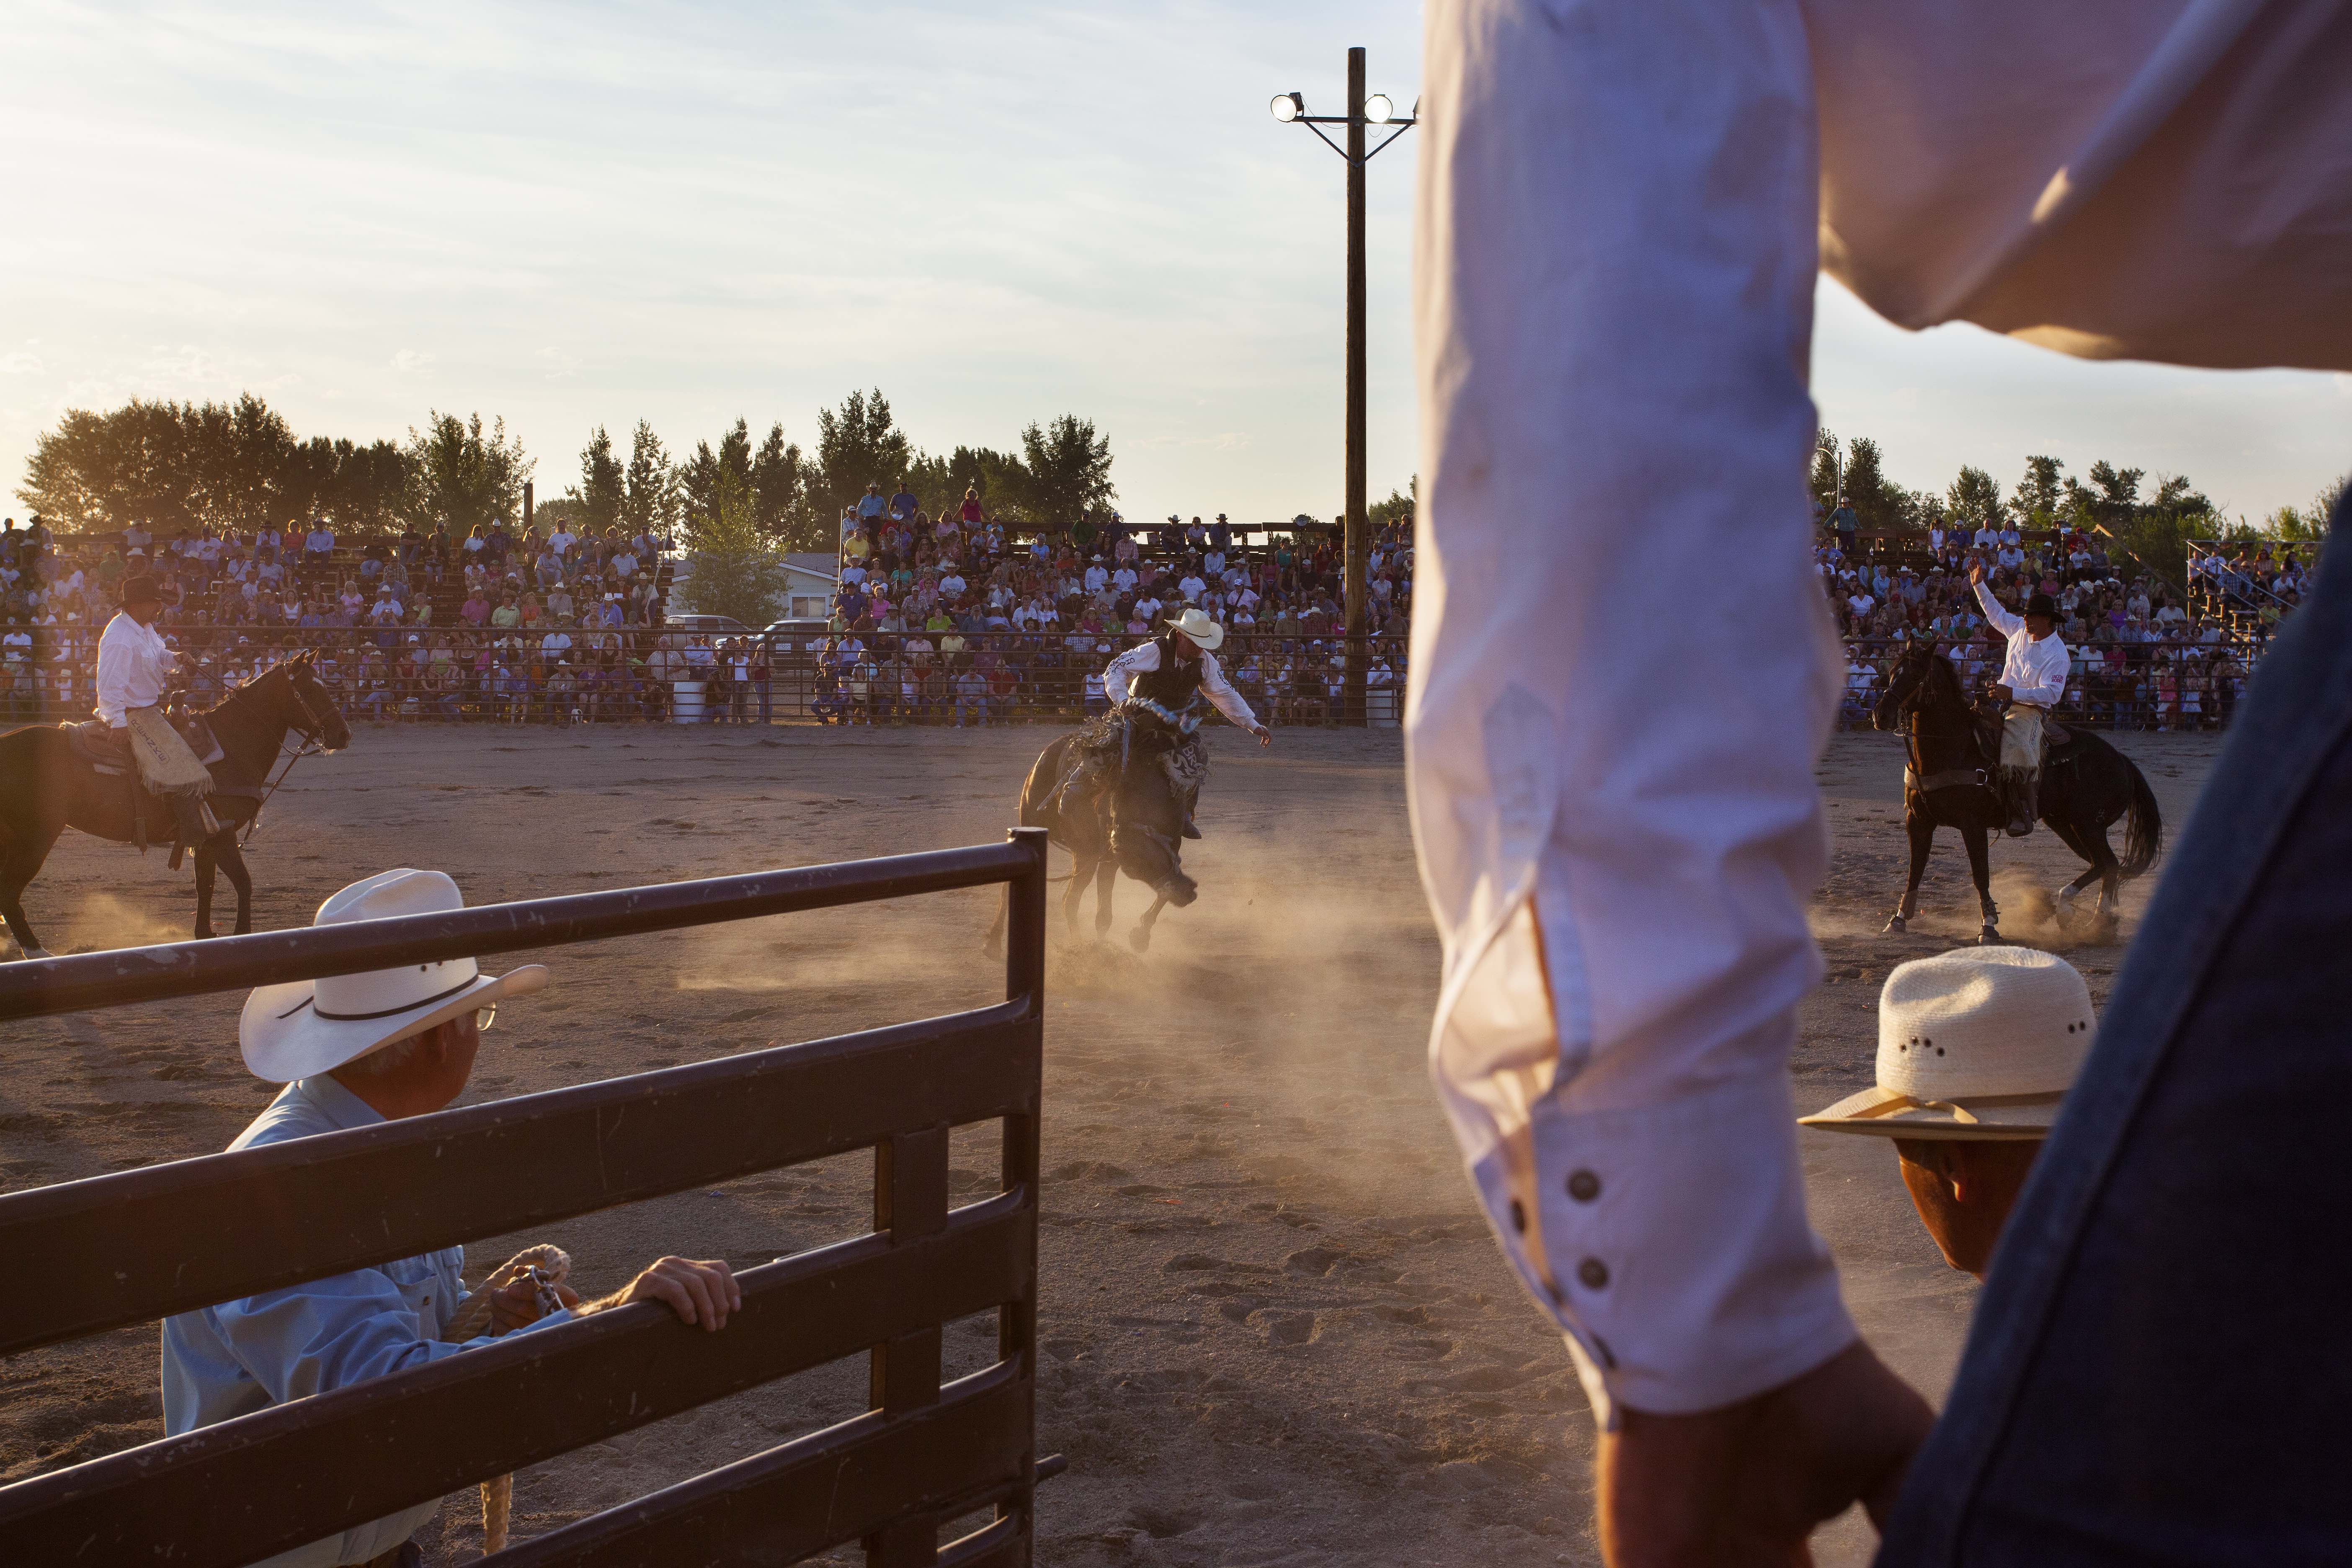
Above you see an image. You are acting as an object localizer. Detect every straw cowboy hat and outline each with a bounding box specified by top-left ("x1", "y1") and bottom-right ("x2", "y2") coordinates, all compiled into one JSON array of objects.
[
  {"x1": 1164, "y1": 606, "x2": 1225, "y2": 650},
  {"x1": 241, "y1": 869, "x2": 549, "y2": 1083},
  {"x1": 1800, "y1": 946, "x2": 2094, "y2": 1140}
]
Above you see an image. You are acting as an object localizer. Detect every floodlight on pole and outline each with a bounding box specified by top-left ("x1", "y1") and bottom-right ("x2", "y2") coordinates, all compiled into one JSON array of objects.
[
  {"x1": 1270, "y1": 92, "x2": 1305, "y2": 123},
  {"x1": 1364, "y1": 93, "x2": 1394, "y2": 124}
]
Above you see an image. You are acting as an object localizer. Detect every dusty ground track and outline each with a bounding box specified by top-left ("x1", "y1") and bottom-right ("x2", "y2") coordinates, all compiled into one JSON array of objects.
[{"x1": 0, "y1": 723, "x2": 2222, "y2": 1564}]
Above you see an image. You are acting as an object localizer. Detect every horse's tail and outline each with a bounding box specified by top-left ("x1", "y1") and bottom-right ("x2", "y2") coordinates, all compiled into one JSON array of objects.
[{"x1": 2119, "y1": 756, "x2": 2164, "y2": 878}]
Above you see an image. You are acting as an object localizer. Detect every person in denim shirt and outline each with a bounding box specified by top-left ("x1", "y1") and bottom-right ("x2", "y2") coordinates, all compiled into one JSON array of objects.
[{"x1": 162, "y1": 870, "x2": 740, "y2": 1568}]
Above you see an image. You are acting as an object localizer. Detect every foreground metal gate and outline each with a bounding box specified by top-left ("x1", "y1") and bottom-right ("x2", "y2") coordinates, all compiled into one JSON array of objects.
[{"x1": 0, "y1": 828, "x2": 1050, "y2": 1568}]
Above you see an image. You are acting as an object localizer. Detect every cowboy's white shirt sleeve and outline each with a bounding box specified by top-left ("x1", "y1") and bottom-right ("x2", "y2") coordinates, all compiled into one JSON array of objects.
[
  {"x1": 1197, "y1": 651, "x2": 1260, "y2": 731},
  {"x1": 1973, "y1": 582, "x2": 2067, "y2": 706},
  {"x1": 1415, "y1": 0, "x2": 2344, "y2": 1425},
  {"x1": 1102, "y1": 641, "x2": 1158, "y2": 705}
]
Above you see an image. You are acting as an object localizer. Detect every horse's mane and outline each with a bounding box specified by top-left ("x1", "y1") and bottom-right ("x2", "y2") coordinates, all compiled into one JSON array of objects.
[{"x1": 1904, "y1": 644, "x2": 1968, "y2": 713}]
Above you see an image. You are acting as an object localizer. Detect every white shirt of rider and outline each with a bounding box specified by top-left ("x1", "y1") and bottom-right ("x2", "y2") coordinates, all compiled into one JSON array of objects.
[
  {"x1": 1101, "y1": 639, "x2": 1259, "y2": 732},
  {"x1": 95, "y1": 610, "x2": 174, "y2": 727}
]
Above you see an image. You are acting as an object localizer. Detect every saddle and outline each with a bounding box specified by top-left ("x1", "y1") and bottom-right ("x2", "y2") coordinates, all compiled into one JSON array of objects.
[
  {"x1": 1968, "y1": 704, "x2": 2074, "y2": 761},
  {"x1": 66, "y1": 714, "x2": 248, "y2": 858}
]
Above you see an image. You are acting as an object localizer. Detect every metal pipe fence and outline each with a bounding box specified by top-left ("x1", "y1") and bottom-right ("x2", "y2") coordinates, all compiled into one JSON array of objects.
[
  {"x1": 0, "y1": 623, "x2": 2264, "y2": 734},
  {"x1": 0, "y1": 626, "x2": 1417, "y2": 728},
  {"x1": 0, "y1": 831, "x2": 1053, "y2": 1568}
]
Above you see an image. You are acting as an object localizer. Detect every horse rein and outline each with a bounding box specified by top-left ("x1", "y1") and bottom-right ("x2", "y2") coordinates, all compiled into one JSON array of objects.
[{"x1": 238, "y1": 675, "x2": 335, "y2": 847}]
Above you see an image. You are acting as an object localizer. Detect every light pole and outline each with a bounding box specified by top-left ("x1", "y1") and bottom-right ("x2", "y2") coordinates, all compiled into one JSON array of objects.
[{"x1": 1271, "y1": 49, "x2": 1415, "y2": 725}]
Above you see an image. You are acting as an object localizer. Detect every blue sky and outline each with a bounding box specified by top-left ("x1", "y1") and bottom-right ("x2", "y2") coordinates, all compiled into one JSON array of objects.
[{"x1": 3, "y1": 0, "x2": 2345, "y2": 525}]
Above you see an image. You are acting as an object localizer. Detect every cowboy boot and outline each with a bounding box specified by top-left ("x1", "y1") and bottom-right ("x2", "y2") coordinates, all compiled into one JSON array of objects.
[
  {"x1": 1181, "y1": 785, "x2": 1202, "y2": 840},
  {"x1": 2006, "y1": 772, "x2": 2037, "y2": 837}
]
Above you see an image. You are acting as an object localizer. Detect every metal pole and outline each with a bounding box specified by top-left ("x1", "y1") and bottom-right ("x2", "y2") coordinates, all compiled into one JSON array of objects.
[{"x1": 1344, "y1": 45, "x2": 1369, "y2": 726}]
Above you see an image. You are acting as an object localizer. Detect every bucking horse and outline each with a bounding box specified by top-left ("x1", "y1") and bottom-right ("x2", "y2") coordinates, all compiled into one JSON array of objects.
[
  {"x1": 987, "y1": 704, "x2": 1198, "y2": 955},
  {"x1": 1874, "y1": 641, "x2": 2161, "y2": 943},
  {"x1": 0, "y1": 651, "x2": 351, "y2": 957}
]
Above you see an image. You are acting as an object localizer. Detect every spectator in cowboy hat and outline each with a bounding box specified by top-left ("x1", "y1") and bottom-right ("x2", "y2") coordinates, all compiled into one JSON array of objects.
[
  {"x1": 1800, "y1": 946, "x2": 2094, "y2": 1278},
  {"x1": 161, "y1": 869, "x2": 740, "y2": 1568}
]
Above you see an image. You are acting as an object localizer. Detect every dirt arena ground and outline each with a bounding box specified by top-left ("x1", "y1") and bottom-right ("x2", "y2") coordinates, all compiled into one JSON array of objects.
[{"x1": 0, "y1": 720, "x2": 2223, "y2": 1565}]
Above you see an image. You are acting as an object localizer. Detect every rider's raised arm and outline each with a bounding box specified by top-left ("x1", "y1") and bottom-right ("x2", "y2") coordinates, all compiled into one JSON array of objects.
[
  {"x1": 1973, "y1": 577, "x2": 2023, "y2": 638},
  {"x1": 1196, "y1": 651, "x2": 1259, "y2": 732},
  {"x1": 1102, "y1": 640, "x2": 1158, "y2": 707}
]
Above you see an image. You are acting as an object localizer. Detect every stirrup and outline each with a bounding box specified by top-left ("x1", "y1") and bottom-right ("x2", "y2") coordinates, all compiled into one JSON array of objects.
[
  {"x1": 2006, "y1": 816, "x2": 2033, "y2": 838},
  {"x1": 1181, "y1": 814, "x2": 1201, "y2": 841}
]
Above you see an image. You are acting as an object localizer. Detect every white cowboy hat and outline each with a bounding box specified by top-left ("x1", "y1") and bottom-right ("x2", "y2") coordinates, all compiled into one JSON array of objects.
[
  {"x1": 1164, "y1": 607, "x2": 1225, "y2": 650},
  {"x1": 1800, "y1": 946, "x2": 2094, "y2": 1141},
  {"x1": 240, "y1": 869, "x2": 549, "y2": 1083}
]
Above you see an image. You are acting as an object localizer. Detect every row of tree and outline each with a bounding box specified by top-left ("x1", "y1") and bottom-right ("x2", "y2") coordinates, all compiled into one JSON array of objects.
[
  {"x1": 1810, "y1": 432, "x2": 2344, "y2": 587},
  {"x1": 12, "y1": 390, "x2": 1117, "y2": 556}
]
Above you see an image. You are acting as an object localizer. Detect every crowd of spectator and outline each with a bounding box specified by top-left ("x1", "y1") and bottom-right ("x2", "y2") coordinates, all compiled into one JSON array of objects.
[
  {"x1": 0, "y1": 510, "x2": 709, "y2": 722},
  {"x1": 807, "y1": 487, "x2": 1412, "y2": 726},
  {"x1": 1822, "y1": 505, "x2": 2321, "y2": 732},
  {"x1": 5, "y1": 487, "x2": 2318, "y2": 734}
]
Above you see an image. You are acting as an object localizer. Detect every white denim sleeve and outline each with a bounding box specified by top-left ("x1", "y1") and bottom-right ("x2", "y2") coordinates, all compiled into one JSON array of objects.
[{"x1": 1411, "y1": 0, "x2": 1853, "y2": 1425}]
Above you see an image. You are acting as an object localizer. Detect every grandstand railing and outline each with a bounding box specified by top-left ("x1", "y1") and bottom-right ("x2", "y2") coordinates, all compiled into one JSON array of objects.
[{"x1": 0, "y1": 832, "x2": 1052, "y2": 1568}]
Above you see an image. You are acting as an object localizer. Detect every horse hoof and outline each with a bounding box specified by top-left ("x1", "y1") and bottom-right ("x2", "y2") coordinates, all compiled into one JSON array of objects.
[
  {"x1": 1977, "y1": 926, "x2": 2001, "y2": 946},
  {"x1": 1882, "y1": 915, "x2": 1908, "y2": 934},
  {"x1": 20, "y1": 948, "x2": 50, "y2": 962},
  {"x1": 983, "y1": 938, "x2": 1002, "y2": 961},
  {"x1": 1129, "y1": 928, "x2": 1152, "y2": 954}
]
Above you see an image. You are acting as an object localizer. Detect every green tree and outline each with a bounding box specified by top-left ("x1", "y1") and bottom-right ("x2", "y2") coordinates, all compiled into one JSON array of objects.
[
  {"x1": 678, "y1": 467, "x2": 788, "y2": 627},
  {"x1": 1809, "y1": 431, "x2": 1843, "y2": 517},
  {"x1": 810, "y1": 389, "x2": 912, "y2": 529},
  {"x1": 750, "y1": 421, "x2": 809, "y2": 546},
  {"x1": 318, "y1": 438, "x2": 410, "y2": 531},
  {"x1": 621, "y1": 420, "x2": 677, "y2": 540},
  {"x1": 1018, "y1": 414, "x2": 1113, "y2": 534},
  {"x1": 2011, "y1": 455, "x2": 2065, "y2": 525},
  {"x1": 402, "y1": 411, "x2": 531, "y2": 535},
  {"x1": 1945, "y1": 465, "x2": 2001, "y2": 529},
  {"x1": 1369, "y1": 476, "x2": 1417, "y2": 531},
  {"x1": 570, "y1": 426, "x2": 625, "y2": 534},
  {"x1": 679, "y1": 418, "x2": 757, "y2": 538},
  {"x1": 1840, "y1": 436, "x2": 1911, "y2": 531}
]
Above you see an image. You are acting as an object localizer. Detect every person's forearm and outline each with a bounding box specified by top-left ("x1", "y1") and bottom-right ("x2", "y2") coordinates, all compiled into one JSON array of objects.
[{"x1": 1413, "y1": 0, "x2": 1851, "y2": 1425}]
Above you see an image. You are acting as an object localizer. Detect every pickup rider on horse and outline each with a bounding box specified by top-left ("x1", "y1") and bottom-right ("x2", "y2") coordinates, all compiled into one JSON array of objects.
[
  {"x1": 1083, "y1": 606, "x2": 1271, "y2": 838},
  {"x1": 1970, "y1": 560, "x2": 2068, "y2": 838},
  {"x1": 93, "y1": 573, "x2": 219, "y2": 850}
]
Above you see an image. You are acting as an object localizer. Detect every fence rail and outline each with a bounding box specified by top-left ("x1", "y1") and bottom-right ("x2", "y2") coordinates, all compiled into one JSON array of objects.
[
  {"x1": 1839, "y1": 636, "x2": 2244, "y2": 733},
  {"x1": 0, "y1": 625, "x2": 1416, "y2": 728},
  {"x1": 0, "y1": 830, "x2": 1050, "y2": 1568}
]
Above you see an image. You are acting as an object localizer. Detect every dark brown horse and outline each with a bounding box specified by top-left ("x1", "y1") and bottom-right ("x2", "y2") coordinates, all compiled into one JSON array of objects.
[
  {"x1": 986, "y1": 716, "x2": 1198, "y2": 955},
  {"x1": 1873, "y1": 642, "x2": 2161, "y2": 943},
  {"x1": 0, "y1": 652, "x2": 350, "y2": 956}
]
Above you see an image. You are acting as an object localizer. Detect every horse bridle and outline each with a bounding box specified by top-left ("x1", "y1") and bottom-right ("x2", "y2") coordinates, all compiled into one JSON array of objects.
[
  {"x1": 1892, "y1": 650, "x2": 1989, "y2": 794},
  {"x1": 239, "y1": 667, "x2": 337, "y2": 846}
]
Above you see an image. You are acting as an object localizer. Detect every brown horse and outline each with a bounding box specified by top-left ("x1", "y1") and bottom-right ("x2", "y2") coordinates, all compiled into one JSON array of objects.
[
  {"x1": 0, "y1": 652, "x2": 351, "y2": 955},
  {"x1": 987, "y1": 717, "x2": 1198, "y2": 955}
]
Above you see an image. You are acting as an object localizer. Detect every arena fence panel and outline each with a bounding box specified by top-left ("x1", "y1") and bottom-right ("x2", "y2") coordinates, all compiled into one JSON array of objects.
[{"x1": 0, "y1": 828, "x2": 1051, "y2": 1568}]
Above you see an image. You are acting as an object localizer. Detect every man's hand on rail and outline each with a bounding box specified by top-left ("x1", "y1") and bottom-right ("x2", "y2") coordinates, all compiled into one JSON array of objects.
[
  {"x1": 582, "y1": 1256, "x2": 742, "y2": 1331},
  {"x1": 487, "y1": 1274, "x2": 580, "y2": 1333},
  {"x1": 1597, "y1": 1340, "x2": 1933, "y2": 1567}
]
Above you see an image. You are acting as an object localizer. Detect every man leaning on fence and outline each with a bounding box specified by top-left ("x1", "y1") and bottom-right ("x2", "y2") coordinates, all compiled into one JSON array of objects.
[{"x1": 161, "y1": 869, "x2": 740, "y2": 1568}]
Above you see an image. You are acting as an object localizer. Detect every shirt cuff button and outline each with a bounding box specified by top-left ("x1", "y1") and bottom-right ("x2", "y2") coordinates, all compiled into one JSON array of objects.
[
  {"x1": 1577, "y1": 1258, "x2": 1609, "y2": 1290},
  {"x1": 1567, "y1": 1170, "x2": 1600, "y2": 1202}
]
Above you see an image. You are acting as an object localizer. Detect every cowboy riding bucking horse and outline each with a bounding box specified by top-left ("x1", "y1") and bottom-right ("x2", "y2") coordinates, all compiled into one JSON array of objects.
[{"x1": 1067, "y1": 606, "x2": 1272, "y2": 836}]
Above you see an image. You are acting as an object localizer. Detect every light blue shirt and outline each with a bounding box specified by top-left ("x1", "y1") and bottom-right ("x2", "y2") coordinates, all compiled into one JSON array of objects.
[{"x1": 160, "y1": 1075, "x2": 572, "y2": 1566}]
